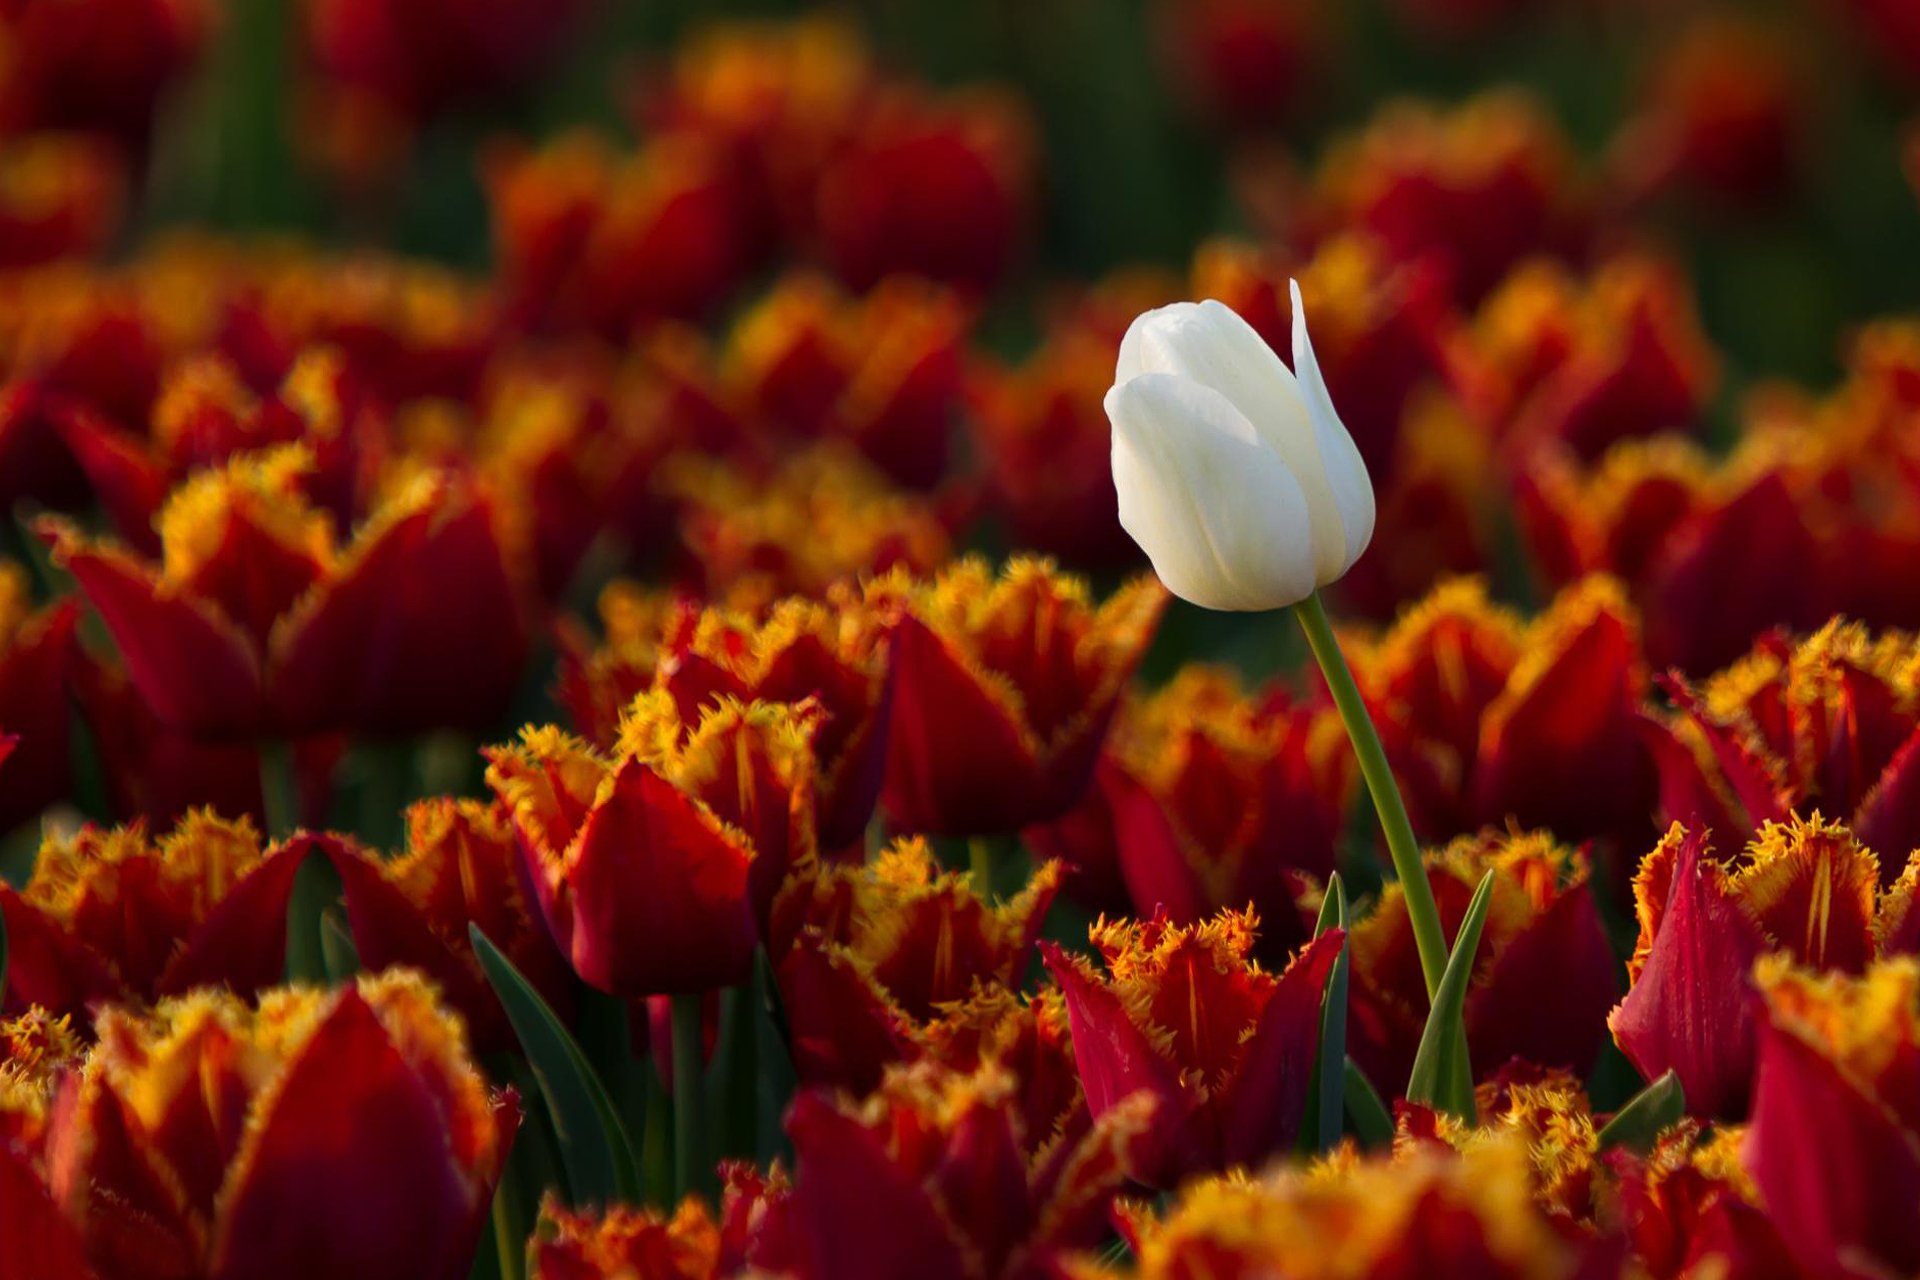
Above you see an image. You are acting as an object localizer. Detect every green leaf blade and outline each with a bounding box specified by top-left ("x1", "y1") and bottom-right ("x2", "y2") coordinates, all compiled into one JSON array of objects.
[
  {"x1": 1404, "y1": 869, "x2": 1496, "y2": 1124},
  {"x1": 1596, "y1": 1070, "x2": 1686, "y2": 1153},
  {"x1": 470, "y1": 924, "x2": 640, "y2": 1208}
]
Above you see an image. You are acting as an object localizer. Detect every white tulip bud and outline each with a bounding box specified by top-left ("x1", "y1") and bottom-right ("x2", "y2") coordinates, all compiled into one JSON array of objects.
[{"x1": 1105, "y1": 284, "x2": 1375, "y2": 611}]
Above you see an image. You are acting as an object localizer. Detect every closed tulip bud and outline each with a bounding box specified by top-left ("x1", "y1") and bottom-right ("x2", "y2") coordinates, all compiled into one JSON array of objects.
[{"x1": 1106, "y1": 285, "x2": 1373, "y2": 611}]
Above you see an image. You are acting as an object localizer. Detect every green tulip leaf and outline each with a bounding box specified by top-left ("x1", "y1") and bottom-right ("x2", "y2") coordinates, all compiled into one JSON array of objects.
[
  {"x1": 1343, "y1": 1057, "x2": 1394, "y2": 1150},
  {"x1": 1404, "y1": 869, "x2": 1495, "y2": 1124},
  {"x1": 1596, "y1": 1070, "x2": 1686, "y2": 1153},
  {"x1": 319, "y1": 914, "x2": 360, "y2": 982},
  {"x1": 1302, "y1": 874, "x2": 1350, "y2": 1154},
  {"x1": 471, "y1": 924, "x2": 640, "y2": 1207}
]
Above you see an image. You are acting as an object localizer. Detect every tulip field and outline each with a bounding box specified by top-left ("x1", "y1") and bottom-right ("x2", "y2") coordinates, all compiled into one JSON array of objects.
[{"x1": 8, "y1": 0, "x2": 1920, "y2": 1276}]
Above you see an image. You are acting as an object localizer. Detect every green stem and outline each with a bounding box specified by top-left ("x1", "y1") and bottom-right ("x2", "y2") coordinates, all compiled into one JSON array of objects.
[
  {"x1": 670, "y1": 993, "x2": 712, "y2": 1203},
  {"x1": 258, "y1": 740, "x2": 299, "y2": 838},
  {"x1": 490, "y1": 1143, "x2": 525, "y2": 1280},
  {"x1": 968, "y1": 837, "x2": 993, "y2": 898},
  {"x1": 1293, "y1": 591, "x2": 1448, "y2": 1001}
]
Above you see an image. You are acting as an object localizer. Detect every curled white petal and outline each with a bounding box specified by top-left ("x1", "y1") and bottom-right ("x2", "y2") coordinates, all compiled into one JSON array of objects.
[
  {"x1": 1106, "y1": 372, "x2": 1316, "y2": 611},
  {"x1": 1290, "y1": 279, "x2": 1375, "y2": 574}
]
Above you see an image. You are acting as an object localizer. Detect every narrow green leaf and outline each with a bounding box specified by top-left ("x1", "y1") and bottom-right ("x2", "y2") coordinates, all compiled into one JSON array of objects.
[
  {"x1": 319, "y1": 914, "x2": 359, "y2": 982},
  {"x1": 1302, "y1": 875, "x2": 1350, "y2": 1153},
  {"x1": 1343, "y1": 1058, "x2": 1394, "y2": 1150},
  {"x1": 470, "y1": 924, "x2": 640, "y2": 1207},
  {"x1": 1596, "y1": 1070, "x2": 1686, "y2": 1153},
  {"x1": 1404, "y1": 870, "x2": 1495, "y2": 1124}
]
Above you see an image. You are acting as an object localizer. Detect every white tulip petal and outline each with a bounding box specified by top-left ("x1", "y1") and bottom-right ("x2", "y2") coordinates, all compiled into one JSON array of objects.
[
  {"x1": 1115, "y1": 299, "x2": 1352, "y2": 583},
  {"x1": 1106, "y1": 373, "x2": 1317, "y2": 611},
  {"x1": 1290, "y1": 279, "x2": 1375, "y2": 574}
]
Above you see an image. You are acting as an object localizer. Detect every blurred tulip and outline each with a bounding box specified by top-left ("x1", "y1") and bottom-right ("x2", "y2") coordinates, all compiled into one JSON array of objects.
[
  {"x1": 43, "y1": 447, "x2": 529, "y2": 740},
  {"x1": 1154, "y1": 0, "x2": 1326, "y2": 132},
  {"x1": 1107, "y1": 289, "x2": 1373, "y2": 610},
  {"x1": 327, "y1": 799, "x2": 575, "y2": 1054},
  {"x1": 0, "y1": 136, "x2": 124, "y2": 269},
  {"x1": 0, "y1": 1009, "x2": 89, "y2": 1280},
  {"x1": 46, "y1": 973, "x2": 516, "y2": 1279},
  {"x1": 0, "y1": 563, "x2": 79, "y2": 834},
  {"x1": 1359, "y1": 575, "x2": 1658, "y2": 858},
  {"x1": 969, "y1": 273, "x2": 1180, "y2": 568},
  {"x1": 871, "y1": 557, "x2": 1166, "y2": 836},
  {"x1": 1472, "y1": 256, "x2": 1719, "y2": 461},
  {"x1": 728, "y1": 274, "x2": 969, "y2": 488},
  {"x1": 0, "y1": 0, "x2": 208, "y2": 153},
  {"x1": 0, "y1": 811, "x2": 306, "y2": 1022},
  {"x1": 1744, "y1": 955, "x2": 1920, "y2": 1279},
  {"x1": 814, "y1": 88, "x2": 1036, "y2": 295},
  {"x1": 773, "y1": 838, "x2": 1060, "y2": 1093},
  {"x1": 1312, "y1": 91, "x2": 1590, "y2": 306},
  {"x1": 1349, "y1": 830, "x2": 1617, "y2": 1089},
  {"x1": 1611, "y1": 817, "x2": 1920, "y2": 1120},
  {"x1": 487, "y1": 695, "x2": 818, "y2": 996},
  {"x1": 784, "y1": 1060, "x2": 1151, "y2": 1280},
  {"x1": 667, "y1": 448, "x2": 953, "y2": 607},
  {"x1": 1043, "y1": 911, "x2": 1343, "y2": 1185}
]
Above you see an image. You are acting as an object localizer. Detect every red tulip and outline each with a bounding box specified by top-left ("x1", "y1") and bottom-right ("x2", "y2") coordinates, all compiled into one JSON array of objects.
[
  {"x1": 1611, "y1": 817, "x2": 1918, "y2": 1120},
  {"x1": 1043, "y1": 911, "x2": 1343, "y2": 1185},
  {"x1": 1609, "y1": 1124, "x2": 1796, "y2": 1280},
  {"x1": 1312, "y1": 91, "x2": 1590, "y2": 306},
  {"x1": 1649, "y1": 623, "x2": 1920, "y2": 879},
  {"x1": 1744, "y1": 955, "x2": 1920, "y2": 1279},
  {"x1": 529, "y1": 1164, "x2": 803, "y2": 1279},
  {"x1": 0, "y1": 1009, "x2": 90, "y2": 1280},
  {"x1": 1348, "y1": 831, "x2": 1618, "y2": 1090},
  {"x1": 1025, "y1": 666, "x2": 1343, "y2": 958},
  {"x1": 1119, "y1": 1134, "x2": 1616, "y2": 1278},
  {"x1": 873, "y1": 558, "x2": 1167, "y2": 837},
  {"x1": 43, "y1": 448, "x2": 530, "y2": 740},
  {"x1": 785, "y1": 1060, "x2": 1151, "y2": 1280},
  {"x1": 560, "y1": 590, "x2": 895, "y2": 852},
  {"x1": 0, "y1": 565, "x2": 80, "y2": 834},
  {"x1": 326, "y1": 799, "x2": 575, "y2": 1054},
  {"x1": 773, "y1": 838, "x2": 1060, "y2": 1092},
  {"x1": 487, "y1": 695, "x2": 819, "y2": 996},
  {"x1": 44, "y1": 974, "x2": 517, "y2": 1280},
  {"x1": 0, "y1": 0, "x2": 208, "y2": 153},
  {"x1": 727, "y1": 274, "x2": 969, "y2": 489},
  {"x1": 0, "y1": 811, "x2": 307, "y2": 1023},
  {"x1": 1359, "y1": 575, "x2": 1658, "y2": 859}
]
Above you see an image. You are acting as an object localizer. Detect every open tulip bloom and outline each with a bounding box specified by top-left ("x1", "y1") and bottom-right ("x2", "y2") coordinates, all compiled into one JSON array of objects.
[{"x1": 1107, "y1": 287, "x2": 1452, "y2": 1001}]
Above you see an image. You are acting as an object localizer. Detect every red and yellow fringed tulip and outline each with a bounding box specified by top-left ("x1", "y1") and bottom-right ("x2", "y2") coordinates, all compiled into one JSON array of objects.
[
  {"x1": 1041, "y1": 910, "x2": 1344, "y2": 1186},
  {"x1": 1610, "y1": 1123, "x2": 1791, "y2": 1280},
  {"x1": 0, "y1": 811, "x2": 306, "y2": 1023},
  {"x1": 668, "y1": 448, "x2": 953, "y2": 607},
  {"x1": 0, "y1": 562, "x2": 80, "y2": 834},
  {"x1": 870, "y1": 558, "x2": 1167, "y2": 837},
  {"x1": 772, "y1": 837, "x2": 1060, "y2": 1092},
  {"x1": 727, "y1": 274, "x2": 969, "y2": 489},
  {"x1": 1359, "y1": 576, "x2": 1658, "y2": 858},
  {"x1": 559, "y1": 587, "x2": 894, "y2": 851},
  {"x1": 42, "y1": 446, "x2": 529, "y2": 739},
  {"x1": 1648, "y1": 622, "x2": 1920, "y2": 878},
  {"x1": 326, "y1": 799, "x2": 576, "y2": 1054},
  {"x1": 1348, "y1": 830, "x2": 1618, "y2": 1090},
  {"x1": 1310, "y1": 91, "x2": 1591, "y2": 306},
  {"x1": 39, "y1": 973, "x2": 517, "y2": 1280},
  {"x1": 1744, "y1": 956, "x2": 1920, "y2": 1279},
  {"x1": 784, "y1": 1060, "x2": 1151, "y2": 1280},
  {"x1": 1610, "y1": 817, "x2": 1920, "y2": 1120},
  {"x1": 487, "y1": 694, "x2": 819, "y2": 996},
  {"x1": 1026, "y1": 665, "x2": 1345, "y2": 956},
  {"x1": 529, "y1": 1164, "x2": 802, "y2": 1279},
  {"x1": 1113, "y1": 1134, "x2": 1617, "y2": 1279},
  {"x1": 0, "y1": 1009, "x2": 88, "y2": 1280}
]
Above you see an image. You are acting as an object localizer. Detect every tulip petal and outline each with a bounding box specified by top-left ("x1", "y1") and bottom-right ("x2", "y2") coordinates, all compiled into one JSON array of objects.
[
  {"x1": 1107, "y1": 372, "x2": 1315, "y2": 611},
  {"x1": 1290, "y1": 279, "x2": 1376, "y2": 573},
  {"x1": 1218, "y1": 929, "x2": 1344, "y2": 1167},
  {"x1": 1118, "y1": 300, "x2": 1358, "y2": 584}
]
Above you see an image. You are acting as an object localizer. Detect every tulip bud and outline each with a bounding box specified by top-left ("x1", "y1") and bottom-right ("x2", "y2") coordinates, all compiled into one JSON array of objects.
[{"x1": 1105, "y1": 286, "x2": 1374, "y2": 611}]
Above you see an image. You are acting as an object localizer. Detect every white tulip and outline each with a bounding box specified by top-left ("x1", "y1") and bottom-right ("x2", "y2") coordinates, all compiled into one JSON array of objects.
[{"x1": 1105, "y1": 283, "x2": 1375, "y2": 611}]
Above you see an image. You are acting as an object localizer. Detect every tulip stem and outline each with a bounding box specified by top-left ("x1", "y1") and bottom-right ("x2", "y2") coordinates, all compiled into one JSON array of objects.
[
  {"x1": 670, "y1": 992, "x2": 713, "y2": 1203},
  {"x1": 259, "y1": 739, "x2": 299, "y2": 838},
  {"x1": 1293, "y1": 591, "x2": 1448, "y2": 1002},
  {"x1": 969, "y1": 837, "x2": 993, "y2": 897}
]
